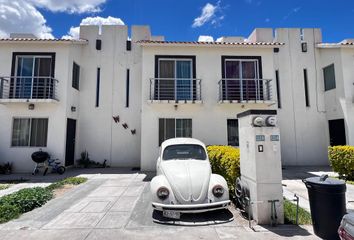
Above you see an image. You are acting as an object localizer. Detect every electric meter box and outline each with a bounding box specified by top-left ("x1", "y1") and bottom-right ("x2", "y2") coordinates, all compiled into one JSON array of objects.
[{"x1": 237, "y1": 109, "x2": 284, "y2": 224}]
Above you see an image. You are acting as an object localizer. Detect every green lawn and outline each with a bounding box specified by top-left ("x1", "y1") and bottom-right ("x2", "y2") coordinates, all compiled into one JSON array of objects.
[{"x1": 284, "y1": 199, "x2": 312, "y2": 225}]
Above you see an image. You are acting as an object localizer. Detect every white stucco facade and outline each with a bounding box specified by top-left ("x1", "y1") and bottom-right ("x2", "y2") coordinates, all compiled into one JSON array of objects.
[{"x1": 0, "y1": 25, "x2": 353, "y2": 172}]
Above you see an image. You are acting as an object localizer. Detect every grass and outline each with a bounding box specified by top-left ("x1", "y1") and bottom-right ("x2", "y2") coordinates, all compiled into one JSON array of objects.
[
  {"x1": 284, "y1": 199, "x2": 312, "y2": 225},
  {"x1": 46, "y1": 177, "x2": 87, "y2": 191},
  {"x1": 0, "y1": 184, "x2": 10, "y2": 190},
  {"x1": 0, "y1": 177, "x2": 87, "y2": 224}
]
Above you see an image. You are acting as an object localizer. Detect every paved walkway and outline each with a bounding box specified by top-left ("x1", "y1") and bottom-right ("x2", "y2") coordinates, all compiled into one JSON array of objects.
[
  {"x1": 0, "y1": 168, "x2": 318, "y2": 240},
  {"x1": 282, "y1": 166, "x2": 354, "y2": 212}
]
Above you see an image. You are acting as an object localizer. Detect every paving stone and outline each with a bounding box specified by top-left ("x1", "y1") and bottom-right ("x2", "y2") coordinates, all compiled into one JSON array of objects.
[
  {"x1": 95, "y1": 212, "x2": 130, "y2": 229},
  {"x1": 110, "y1": 196, "x2": 138, "y2": 212},
  {"x1": 65, "y1": 197, "x2": 118, "y2": 213},
  {"x1": 42, "y1": 212, "x2": 105, "y2": 229},
  {"x1": 88, "y1": 186, "x2": 126, "y2": 197},
  {"x1": 122, "y1": 185, "x2": 144, "y2": 197},
  {"x1": 86, "y1": 228, "x2": 220, "y2": 240},
  {"x1": 80, "y1": 201, "x2": 110, "y2": 213},
  {"x1": 102, "y1": 179, "x2": 133, "y2": 187}
]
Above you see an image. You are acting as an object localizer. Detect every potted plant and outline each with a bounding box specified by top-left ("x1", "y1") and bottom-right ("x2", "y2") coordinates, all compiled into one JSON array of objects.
[{"x1": 4, "y1": 162, "x2": 12, "y2": 175}]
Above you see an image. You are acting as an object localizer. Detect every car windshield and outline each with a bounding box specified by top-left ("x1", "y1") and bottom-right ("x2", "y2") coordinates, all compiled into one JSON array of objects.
[{"x1": 162, "y1": 144, "x2": 207, "y2": 160}]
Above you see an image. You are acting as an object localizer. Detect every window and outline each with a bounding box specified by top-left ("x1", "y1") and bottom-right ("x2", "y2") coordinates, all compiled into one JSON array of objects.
[
  {"x1": 126, "y1": 69, "x2": 130, "y2": 108},
  {"x1": 12, "y1": 118, "x2": 48, "y2": 147},
  {"x1": 163, "y1": 144, "x2": 207, "y2": 160},
  {"x1": 96, "y1": 67, "x2": 100, "y2": 107},
  {"x1": 154, "y1": 56, "x2": 196, "y2": 101},
  {"x1": 303, "y1": 69, "x2": 310, "y2": 107},
  {"x1": 275, "y1": 70, "x2": 281, "y2": 108},
  {"x1": 11, "y1": 53, "x2": 55, "y2": 99},
  {"x1": 323, "y1": 64, "x2": 336, "y2": 91},
  {"x1": 227, "y1": 119, "x2": 239, "y2": 146},
  {"x1": 158, "y1": 118, "x2": 192, "y2": 146},
  {"x1": 72, "y1": 62, "x2": 80, "y2": 90},
  {"x1": 221, "y1": 56, "x2": 263, "y2": 101}
]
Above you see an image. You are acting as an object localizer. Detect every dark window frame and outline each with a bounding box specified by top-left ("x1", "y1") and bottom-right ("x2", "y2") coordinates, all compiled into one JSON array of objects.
[
  {"x1": 158, "y1": 118, "x2": 192, "y2": 146},
  {"x1": 96, "y1": 67, "x2": 100, "y2": 107},
  {"x1": 10, "y1": 52, "x2": 56, "y2": 98},
  {"x1": 275, "y1": 70, "x2": 281, "y2": 108},
  {"x1": 154, "y1": 55, "x2": 197, "y2": 101},
  {"x1": 227, "y1": 119, "x2": 239, "y2": 146},
  {"x1": 323, "y1": 64, "x2": 336, "y2": 91},
  {"x1": 11, "y1": 52, "x2": 56, "y2": 78},
  {"x1": 221, "y1": 56, "x2": 263, "y2": 79},
  {"x1": 11, "y1": 118, "x2": 48, "y2": 147},
  {"x1": 126, "y1": 69, "x2": 130, "y2": 108},
  {"x1": 72, "y1": 62, "x2": 80, "y2": 90},
  {"x1": 303, "y1": 69, "x2": 310, "y2": 107}
]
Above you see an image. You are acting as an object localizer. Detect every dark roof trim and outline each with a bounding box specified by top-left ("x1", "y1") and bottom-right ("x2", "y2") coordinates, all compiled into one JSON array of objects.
[
  {"x1": 0, "y1": 38, "x2": 88, "y2": 44},
  {"x1": 137, "y1": 40, "x2": 284, "y2": 46},
  {"x1": 237, "y1": 109, "x2": 277, "y2": 118}
]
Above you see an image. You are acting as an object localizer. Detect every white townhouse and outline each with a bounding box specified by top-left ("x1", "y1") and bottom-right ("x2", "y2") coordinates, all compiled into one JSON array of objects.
[{"x1": 0, "y1": 25, "x2": 353, "y2": 172}]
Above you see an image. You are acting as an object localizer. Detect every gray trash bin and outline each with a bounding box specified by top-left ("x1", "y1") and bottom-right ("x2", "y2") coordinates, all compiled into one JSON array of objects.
[{"x1": 303, "y1": 175, "x2": 346, "y2": 240}]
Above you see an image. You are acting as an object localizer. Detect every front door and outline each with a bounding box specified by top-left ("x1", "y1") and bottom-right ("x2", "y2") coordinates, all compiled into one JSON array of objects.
[
  {"x1": 329, "y1": 119, "x2": 346, "y2": 146},
  {"x1": 65, "y1": 118, "x2": 76, "y2": 166}
]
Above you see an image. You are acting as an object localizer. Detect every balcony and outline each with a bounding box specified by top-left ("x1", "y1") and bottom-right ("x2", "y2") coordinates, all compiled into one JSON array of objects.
[
  {"x1": 218, "y1": 78, "x2": 274, "y2": 104},
  {"x1": 149, "y1": 78, "x2": 202, "y2": 103},
  {"x1": 0, "y1": 76, "x2": 59, "y2": 104}
]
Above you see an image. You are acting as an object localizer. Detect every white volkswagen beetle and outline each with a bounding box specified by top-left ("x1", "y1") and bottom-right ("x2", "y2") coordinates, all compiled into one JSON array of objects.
[{"x1": 151, "y1": 138, "x2": 230, "y2": 219}]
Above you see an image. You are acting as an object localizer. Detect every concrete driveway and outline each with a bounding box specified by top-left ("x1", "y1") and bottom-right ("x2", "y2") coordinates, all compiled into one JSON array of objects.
[
  {"x1": 0, "y1": 168, "x2": 318, "y2": 240},
  {"x1": 282, "y1": 166, "x2": 354, "y2": 212}
]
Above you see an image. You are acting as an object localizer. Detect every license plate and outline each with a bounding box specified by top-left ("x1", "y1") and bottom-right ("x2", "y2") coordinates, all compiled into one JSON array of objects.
[{"x1": 163, "y1": 210, "x2": 180, "y2": 219}]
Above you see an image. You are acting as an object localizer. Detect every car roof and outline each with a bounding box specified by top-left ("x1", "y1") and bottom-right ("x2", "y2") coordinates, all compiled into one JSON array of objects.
[{"x1": 161, "y1": 138, "x2": 206, "y2": 149}]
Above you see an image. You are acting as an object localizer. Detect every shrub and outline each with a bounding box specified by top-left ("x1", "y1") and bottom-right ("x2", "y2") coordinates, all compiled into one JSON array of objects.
[
  {"x1": 329, "y1": 146, "x2": 354, "y2": 181},
  {"x1": 0, "y1": 204, "x2": 21, "y2": 223},
  {"x1": 46, "y1": 177, "x2": 87, "y2": 191},
  {"x1": 207, "y1": 146, "x2": 240, "y2": 198},
  {"x1": 0, "y1": 187, "x2": 53, "y2": 213}
]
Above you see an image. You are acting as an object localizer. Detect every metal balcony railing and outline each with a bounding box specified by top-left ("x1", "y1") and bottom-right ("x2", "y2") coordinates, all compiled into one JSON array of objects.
[
  {"x1": 150, "y1": 78, "x2": 202, "y2": 101},
  {"x1": 218, "y1": 78, "x2": 272, "y2": 102},
  {"x1": 0, "y1": 76, "x2": 59, "y2": 101}
]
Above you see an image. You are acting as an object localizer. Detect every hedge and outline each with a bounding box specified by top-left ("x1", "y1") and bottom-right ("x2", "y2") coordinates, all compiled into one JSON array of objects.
[
  {"x1": 0, "y1": 177, "x2": 87, "y2": 224},
  {"x1": 207, "y1": 145, "x2": 240, "y2": 198},
  {"x1": 0, "y1": 187, "x2": 53, "y2": 213},
  {"x1": 329, "y1": 146, "x2": 354, "y2": 180},
  {"x1": 0, "y1": 204, "x2": 21, "y2": 223}
]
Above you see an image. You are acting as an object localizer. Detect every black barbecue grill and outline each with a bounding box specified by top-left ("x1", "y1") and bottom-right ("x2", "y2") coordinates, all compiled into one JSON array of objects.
[{"x1": 31, "y1": 150, "x2": 50, "y2": 175}]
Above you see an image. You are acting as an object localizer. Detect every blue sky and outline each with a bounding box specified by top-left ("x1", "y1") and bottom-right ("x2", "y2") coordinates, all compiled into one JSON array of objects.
[{"x1": 1, "y1": 0, "x2": 354, "y2": 42}]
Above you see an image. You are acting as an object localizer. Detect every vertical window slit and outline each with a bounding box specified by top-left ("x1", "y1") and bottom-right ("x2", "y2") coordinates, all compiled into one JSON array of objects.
[{"x1": 96, "y1": 67, "x2": 100, "y2": 107}]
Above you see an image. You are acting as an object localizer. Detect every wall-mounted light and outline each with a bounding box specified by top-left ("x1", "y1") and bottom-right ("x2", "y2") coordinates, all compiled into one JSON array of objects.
[
  {"x1": 301, "y1": 42, "x2": 308, "y2": 52},
  {"x1": 28, "y1": 104, "x2": 35, "y2": 110},
  {"x1": 71, "y1": 106, "x2": 76, "y2": 112}
]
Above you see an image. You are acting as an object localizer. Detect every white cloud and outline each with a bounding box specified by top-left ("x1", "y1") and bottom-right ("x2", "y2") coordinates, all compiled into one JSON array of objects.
[
  {"x1": 0, "y1": 0, "x2": 53, "y2": 38},
  {"x1": 192, "y1": 2, "x2": 224, "y2": 28},
  {"x1": 62, "y1": 16, "x2": 125, "y2": 39},
  {"x1": 29, "y1": 0, "x2": 107, "y2": 14},
  {"x1": 198, "y1": 35, "x2": 214, "y2": 42},
  {"x1": 283, "y1": 6, "x2": 302, "y2": 20}
]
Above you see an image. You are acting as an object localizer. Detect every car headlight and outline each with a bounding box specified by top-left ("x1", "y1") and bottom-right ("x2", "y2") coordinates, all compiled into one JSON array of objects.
[
  {"x1": 157, "y1": 187, "x2": 169, "y2": 200},
  {"x1": 212, "y1": 185, "x2": 224, "y2": 198}
]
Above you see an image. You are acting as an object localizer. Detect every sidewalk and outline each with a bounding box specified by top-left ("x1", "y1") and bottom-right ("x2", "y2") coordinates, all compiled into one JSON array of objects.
[
  {"x1": 0, "y1": 167, "x2": 134, "y2": 197},
  {"x1": 282, "y1": 166, "x2": 354, "y2": 212},
  {"x1": 0, "y1": 168, "x2": 319, "y2": 240}
]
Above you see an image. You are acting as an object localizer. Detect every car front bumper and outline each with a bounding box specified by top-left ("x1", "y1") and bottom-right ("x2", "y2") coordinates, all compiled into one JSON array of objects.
[{"x1": 152, "y1": 200, "x2": 231, "y2": 213}]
